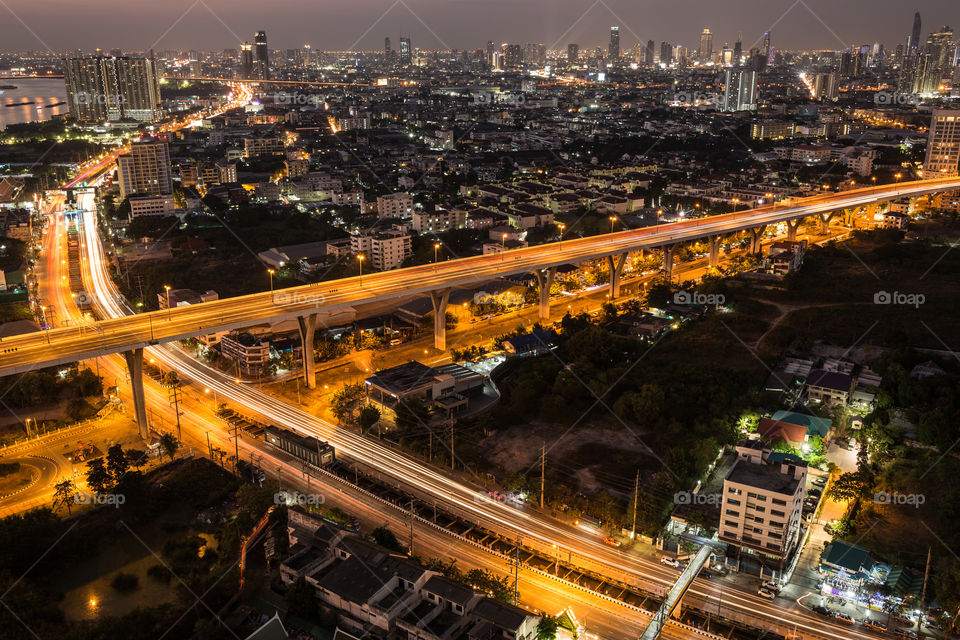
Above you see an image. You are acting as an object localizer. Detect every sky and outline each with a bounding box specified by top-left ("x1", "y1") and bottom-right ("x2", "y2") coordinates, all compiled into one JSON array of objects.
[{"x1": 1, "y1": 0, "x2": 957, "y2": 54}]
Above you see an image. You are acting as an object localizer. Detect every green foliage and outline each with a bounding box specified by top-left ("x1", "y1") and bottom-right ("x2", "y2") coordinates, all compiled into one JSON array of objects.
[
  {"x1": 85, "y1": 458, "x2": 112, "y2": 494},
  {"x1": 371, "y1": 526, "x2": 404, "y2": 552},
  {"x1": 285, "y1": 576, "x2": 318, "y2": 618},
  {"x1": 106, "y1": 444, "x2": 130, "y2": 484},
  {"x1": 358, "y1": 404, "x2": 381, "y2": 432},
  {"x1": 536, "y1": 615, "x2": 560, "y2": 640},
  {"x1": 159, "y1": 433, "x2": 180, "y2": 461}
]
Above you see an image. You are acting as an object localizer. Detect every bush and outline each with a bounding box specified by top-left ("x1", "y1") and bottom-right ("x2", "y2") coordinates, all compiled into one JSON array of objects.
[
  {"x1": 147, "y1": 564, "x2": 172, "y2": 583},
  {"x1": 110, "y1": 572, "x2": 139, "y2": 592}
]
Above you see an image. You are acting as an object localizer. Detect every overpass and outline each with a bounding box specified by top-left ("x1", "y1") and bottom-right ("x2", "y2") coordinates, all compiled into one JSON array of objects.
[
  {"x1": 2, "y1": 176, "x2": 960, "y2": 434},
  {"x1": 166, "y1": 76, "x2": 371, "y2": 88}
]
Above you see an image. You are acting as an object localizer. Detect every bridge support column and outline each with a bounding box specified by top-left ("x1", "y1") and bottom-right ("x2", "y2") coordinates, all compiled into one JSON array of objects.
[
  {"x1": 297, "y1": 313, "x2": 319, "y2": 389},
  {"x1": 707, "y1": 236, "x2": 721, "y2": 269},
  {"x1": 662, "y1": 246, "x2": 675, "y2": 283},
  {"x1": 786, "y1": 219, "x2": 801, "y2": 242},
  {"x1": 749, "y1": 226, "x2": 767, "y2": 254},
  {"x1": 606, "y1": 253, "x2": 628, "y2": 299},
  {"x1": 533, "y1": 267, "x2": 557, "y2": 321},
  {"x1": 122, "y1": 348, "x2": 148, "y2": 439},
  {"x1": 817, "y1": 212, "x2": 836, "y2": 234},
  {"x1": 430, "y1": 288, "x2": 451, "y2": 350}
]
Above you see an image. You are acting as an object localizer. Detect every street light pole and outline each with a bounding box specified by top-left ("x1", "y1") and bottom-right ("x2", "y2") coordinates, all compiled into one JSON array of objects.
[
  {"x1": 267, "y1": 268, "x2": 275, "y2": 295},
  {"x1": 357, "y1": 254, "x2": 365, "y2": 286},
  {"x1": 164, "y1": 285, "x2": 172, "y2": 321},
  {"x1": 433, "y1": 242, "x2": 441, "y2": 265}
]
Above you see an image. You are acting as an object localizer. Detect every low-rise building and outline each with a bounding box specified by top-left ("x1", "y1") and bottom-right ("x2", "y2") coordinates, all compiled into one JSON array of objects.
[
  {"x1": 157, "y1": 288, "x2": 219, "y2": 310},
  {"x1": 365, "y1": 360, "x2": 485, "y2": 413},
  {"x1": 412, "y1": 207, "x2": 466, "y2": 233},
  {"x1": 805, "y1": 369, "x2": 854, "y2": 405},
  {"x1": 128, "y1": 195, "x2": 176, "y2": 218},
  {"x1": 220, "y1": 332, "x2": 270, "y2": 375},
  {"x1": 376, "y1": 192, "x2": 414, "y2": 219}
]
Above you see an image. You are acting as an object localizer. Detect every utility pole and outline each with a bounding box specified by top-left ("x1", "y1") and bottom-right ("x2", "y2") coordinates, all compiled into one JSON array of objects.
[
  {"x1": 167, "y1": 376, "x2": 183, "y2": 441},
  {"x1": 632, "y1": 469, "x2": 639, "y2": 540},
  {"x1": 409, "y1": 499, "x2": 415, "y2": 555},
  {"x1": 921, "y1": 546, "x2": 931, "y2": 615},
  {"x1": 449, "y1": 418, "x2": 454, "y2": 470},
  {"x1": 513, "y1": 539, "x2": 520, "y2": 606},
  {"x1": 540, "y1": 442, "x2": 545, "y2": 509}
]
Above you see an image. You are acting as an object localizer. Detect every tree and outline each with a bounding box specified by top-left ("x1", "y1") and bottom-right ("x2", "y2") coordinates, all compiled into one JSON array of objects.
[
  {"x1": 828, "y1": 470, "x2": 871, "y2": 503},
  {"x1": 52, "y1": 479, "x2": 76, "y2": 515},
  {"x1": 371, "y1": 526, "x2": 403, "y2": 552},
  {"x1": 285, "y1": 576, "x2": 318, "y2": 617},
  {"x1": 159, "y1": 433, "x2": 180, "y2": 461},
  {"x1": 125, "y1": 448, "x2": 147, "y2": 470},
  {"x1": 536, "y1": 615, "x2": 560, "y2": 640},
  {"x1": 358, "y1": 404, "x2": 381, "y2": 433},
  {"x1": 395, "y1": 397, "x2": 432, "y2": 431},
  {"x1": 106, "y1": 444, "x2": 130, "y2": 484},
  {"x1": 85, "y1": 458, "x2": 112, "y2": 494}
]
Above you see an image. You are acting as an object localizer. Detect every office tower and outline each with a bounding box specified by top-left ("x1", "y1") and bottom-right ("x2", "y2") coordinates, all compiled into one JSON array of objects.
[
  {"x1": 384, "y1": 37, "x2": 391, "y2": 55},
  {"x1": 523, "y1": 43, "x2": 546, "y2": 65},
  {"x1": 923, "y1": 110, "x2": 960, "y2": 176},
  {"x1": 909, "y1": 12, "x2": 923, "y2": 53},
  {"x1": 63, "y1": 56, "x2": 162, "y2": 123},
  {"x1": 254, "y1": 30, "x2": 269, "y2": 79},
  {"x1": 109, "y1": 48, "x2": 122, "y2": 58},
  {"x1": 117, "y1": 140, "x2": 173, "y2": 199},
  {"x1": 239, "y1": 42, "x2": 253, "y2": 78},
  {"x1": 763, "y1": 31, "x2": 772, "y2": 61},
  {"x1": 722, "y1": 68, "x2": 757, "y2": 112},
  {"x1": 660, "y1": 41, "x2": 672, "y2": 65},
  {"x1": 609, "y1": 26, "x2": 620, "y2": 58},
  {"x1": 733, "y1": 36, "x2": 743, "y2": 65},
  {"x1": 568, "y1": 43, "x2": 579, "y2": 63},
  {"x1": 699, "y1": 28, "x2": 713, "y2": 62},
  {"x1": 501, "y1": 43, "x2": 522, "y2": 68},
  {"x1": 813, "y1": 72, "x2": 839, "y2": 100},
  {"x1": 645, "y1": 40, "x2": 655, "y2": 64},
  {"x1": 721, "y1": 44, "x2": 732, "y2": 66},
  {"x1": 839, "y1": 51, "x2": 855, "y2": 77},
  {"x1": 400, "y1": 36, "x2": 412, "y2": 66}
]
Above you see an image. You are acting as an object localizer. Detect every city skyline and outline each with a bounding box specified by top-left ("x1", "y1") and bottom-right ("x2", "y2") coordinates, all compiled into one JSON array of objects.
[{"x1": 1, "y1": 0, "x2": 957, "y2": 53}]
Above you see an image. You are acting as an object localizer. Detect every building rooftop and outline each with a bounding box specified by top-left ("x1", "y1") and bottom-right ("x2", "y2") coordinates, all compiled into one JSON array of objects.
[
  {"x1": 805, "y1": 369, "x2": 853, "y2": 391},
  {"x1": 726, "y1": 459, "x2": 803, "y2": 496}
]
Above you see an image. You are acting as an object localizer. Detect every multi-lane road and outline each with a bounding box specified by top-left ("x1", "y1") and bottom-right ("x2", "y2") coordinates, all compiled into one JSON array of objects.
[{"x1": 2, "y1": 175, "x2": 960, "y2": 378}]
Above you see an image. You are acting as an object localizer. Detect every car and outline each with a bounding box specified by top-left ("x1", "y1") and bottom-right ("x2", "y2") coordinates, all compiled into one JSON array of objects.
[
  {"x1": 811, "y1": 605, "x2": 833, "y2": 617},
  {"x1": 894, "y1": 630, "x2": 918, "y2": 639},
  {"x1": 603, "y1": 537, "x2": 621, "y2": 548},
  {"x1": 761, "y1": 580, "x2": 781, "y2": 593},
  {"x1": 835, "y1": 612, "x2": 855, "y2": 625},
  {"x1": 812, "y1": 475, "x2": 827, "y2": 485},
  {"x1": 863, "y1": 619, "x2": 887, "y2": 632},
  {"x1": 808, "y1": 488, "x2": 823, "y2": 498},
  {"x1": 757, "y1": 588, "x2": 776, "y2": 600},
  {"x1": 660, "y1": 556, "x2": 681, "y2": 568}
]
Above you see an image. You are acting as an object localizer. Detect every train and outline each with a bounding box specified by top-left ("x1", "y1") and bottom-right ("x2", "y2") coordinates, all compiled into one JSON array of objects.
[{"x1": 264, "y1": 425, "x2": 336, "y2": 469}]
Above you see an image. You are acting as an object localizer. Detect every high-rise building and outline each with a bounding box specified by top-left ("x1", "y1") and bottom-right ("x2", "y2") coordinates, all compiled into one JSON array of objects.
[
  {"x1": 645, "y1": 40, "x2": 655, "y2": 64},
  {"x1": 609, "y1": 26, "x2": 620, "y2": 59},
  {"x1": 923, "y1": 109, "x2": 960, "y2": 177},
  {"x1": 699, "y1": 28, "x2": 713, "y2": 62},
  {"x1": 502, "y1": 43, "x2": 522, "y2": 68},
  {"x1": 254, "y1": 30, "x2": 269, "y2": 79},
  {"x1": 660, "y1": 41, "x2": 672, "y2": 65},
  {"x1": 239, "y1": 42, "x2": 253, "y2": 79},
  {"x1": 763, "y1": 31, "x2": 772, "y2": 63},
  {"x1": 733, "y1": 36, "x2": 743, "y2": 65},
  {"x1": 813, "y1": 72, "x2": 839, "y2": 101},
  {"x1": 63, "y1": 56, "x2": 162, "y2": 123},
  {"x1": 722, "y1": 68, "x2": 757, "y2": 112},
  {"x1": 384, "y1": 37, "x2": 392, "y2": 55},
  {"x1": 568, "y1": 43, "x2": 579, "y2": 63},
  {"x1": 117, "y1": 139, "x2": 173, "y2": 199},
  {"x1": 909, "y1": 11, "x2": 923, "y2": 53},
  {"x1": 399, "y1": 37, "x2": 412, "y2": 66},
  {"x1": 523, "y1": 43, "x2": 546, "y2": 65}
]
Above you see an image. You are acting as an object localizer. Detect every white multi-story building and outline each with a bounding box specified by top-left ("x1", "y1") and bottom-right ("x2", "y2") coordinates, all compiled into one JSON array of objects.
[
  {"x1": 719, "y1": 445, "x2": 807, "y2": 572},
  {"x1": 411, "y1": 207, "x2": 466, "y2": 233},
  {"x1": 350, "y1": 230, "x2": 412, "y2": 271},
  {"x1": 243, "y1": 136, "x2": 285, "y2": 158},
  {"x1": 128, "y1": 195, "x2": 175, "y2": 217},
  {"x1": 117, "y1": 140, "x2": 173, "y2": 199},
  {"x1": 923, "y1": 109, "x2": 960, "y2": 177},
  {"x1": 376, "y1": 192, "x2": 414, "y2": 219}
]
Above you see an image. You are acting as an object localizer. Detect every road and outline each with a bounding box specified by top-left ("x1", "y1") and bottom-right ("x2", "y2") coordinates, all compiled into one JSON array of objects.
[{"x1": 3, "y1": 175, "x2": 960, "y2": 377}]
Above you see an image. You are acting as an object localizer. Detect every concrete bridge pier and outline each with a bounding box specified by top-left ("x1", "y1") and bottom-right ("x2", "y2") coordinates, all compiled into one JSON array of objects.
[
  {"x1": 297, "y1": 313, "x2": 320, "y2": 389},
  {"x1": 817, "y1": 211, "x2": 837, "y2": 234},
  {"x1": 430, "y1": 288, "x2": 451, "y2": 350},
  {"x1": 122, "y1": 348, "x2": 148, "y2": 439},
  {"x1": 749, "y1": 225, "x2": 767, "y2": 254},
  {"x1": 786, "y1": 219, "x2": 801, "y2": 242},
  {"x1": 533, "y1": 267, "x2": 557, "y2": 321},
  {"x1": 606, "y1": 253, "x2": 628, "y2": 299},
  {"x1": 662, "y1": 245, "x2": 675, "y2": 282},
  {"x1": 707, "y1": 236, "x2": 721, "y2": 268}
]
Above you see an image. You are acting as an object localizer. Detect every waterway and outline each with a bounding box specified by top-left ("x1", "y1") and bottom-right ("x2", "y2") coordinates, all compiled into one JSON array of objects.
[{"x1": 0, "y1": 78, "x2": 68, "y2": 130}]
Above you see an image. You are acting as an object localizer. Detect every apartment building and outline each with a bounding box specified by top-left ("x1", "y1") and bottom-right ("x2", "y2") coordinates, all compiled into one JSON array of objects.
[
  {"x1": 377, "y1": 192, "x2": 414, "y2": 219},
  {"x1": 350, "y1": 229, "x2": 412, "y2": 270},
  {"x1": 923, "y1": 109, "x2": 960, "y2": 177},
  {"x1": 243, "y1": 136, "x2": 285, "y2": 158},
  {"x1": 117, "y1": 140, "x2": 173, "y2": 199},
  {"x1": 411, "y1": 207, "x2": 466, "y2": 233},
  {"x1": 219, "y1": 332, "x2": 270, "y2": 375},
  {"x1": 719, "y1": 444, "x2": 807, "y2": 572}
]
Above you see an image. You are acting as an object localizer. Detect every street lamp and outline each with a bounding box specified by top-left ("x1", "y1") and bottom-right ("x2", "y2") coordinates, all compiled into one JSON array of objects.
[
  {"x1": 357, "y1": 254, "x2": 365, "y2": 285},
  {"x1": 205, "y1": 387, "x2": 219, "y2": 409},
  {"x1": 267, "y1": 268, "x2": 275, "y2": 293},
  {"x1": 500, "y1": 233, "x2": 507, "y2": 260},
  {"x1": 895, "y1": 173, "x2": 902, "y2": 183},
  {"x1": 557, "y1": 223, "x2": 565, "y2": 248},
  {"x1": 433, "y1": 242, "x2": 441, "y2": 264},
  {"x1": 609, "y1": 216, "x2": 617, "y2": 234},
  {"x1": 164, "y1": 285, "x2": 172, "y2": 320}
]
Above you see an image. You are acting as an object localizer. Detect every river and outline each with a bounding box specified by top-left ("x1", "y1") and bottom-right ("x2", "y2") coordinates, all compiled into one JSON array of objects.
[{"x1": 0, "y1": 77, "x2": 68, "y2": 130}]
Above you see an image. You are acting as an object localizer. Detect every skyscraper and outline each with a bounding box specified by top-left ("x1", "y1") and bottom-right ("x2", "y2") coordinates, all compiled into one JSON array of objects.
[
  {"x1": 909, "y1": 12, "x2": 923, "y2": 53},
  {"x1": 239, "y1": 42, "x2": 253, "y2": 79},
  {"x1": 63, "y1": 56, "x2": 162, "y2": 123},
  {"x1": 568, "y1": 43, "x2": 579, "y2": 63},
  {"x1": 699, "y1": 28, "x2": 713, "y2": 62},
  {"x1": 645, "y1": 40, "x2": 655, "y2": 64},
  {"x1": 923, "y1": 109, "x2": 960, "y2": 176},
  {"x1": 609, "y1": 26, "x2": 620, "y2": 59},
  {"x1": 763, "y1": 32, "x2": 772, "y2": 62},
  {"x1": 722, "y1": 68, "x2": 757, "y2": 112},
  {"x1": 502, "y1": 43, "x2": 522, "y2": 68},
  {"x1": 660, "y1": 42, "x2": 672, "y2": 65},
  {"x1": 399, "y1": 36, "x2": 412, "y2": 66},
  {"x1": 813, "y1": 72, "x2": 839, "y2": 101},
  {"x1": 733, "y1": 36, "x2": 743, "y2": 66},
  {"x1": 117, "y1": 139, "x2": 173, "y2": 199},
  {"x1": 254, "y1": 31, "x2": 269, "y2": 79},
  {"x1": 384, "y1": 37, "x2": 391, "y2": 55}
]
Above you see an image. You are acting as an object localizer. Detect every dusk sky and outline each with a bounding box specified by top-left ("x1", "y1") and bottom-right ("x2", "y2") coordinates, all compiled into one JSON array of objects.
[{"x1": 1, "y1": 0, "x2": 957, "y2": 53}]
